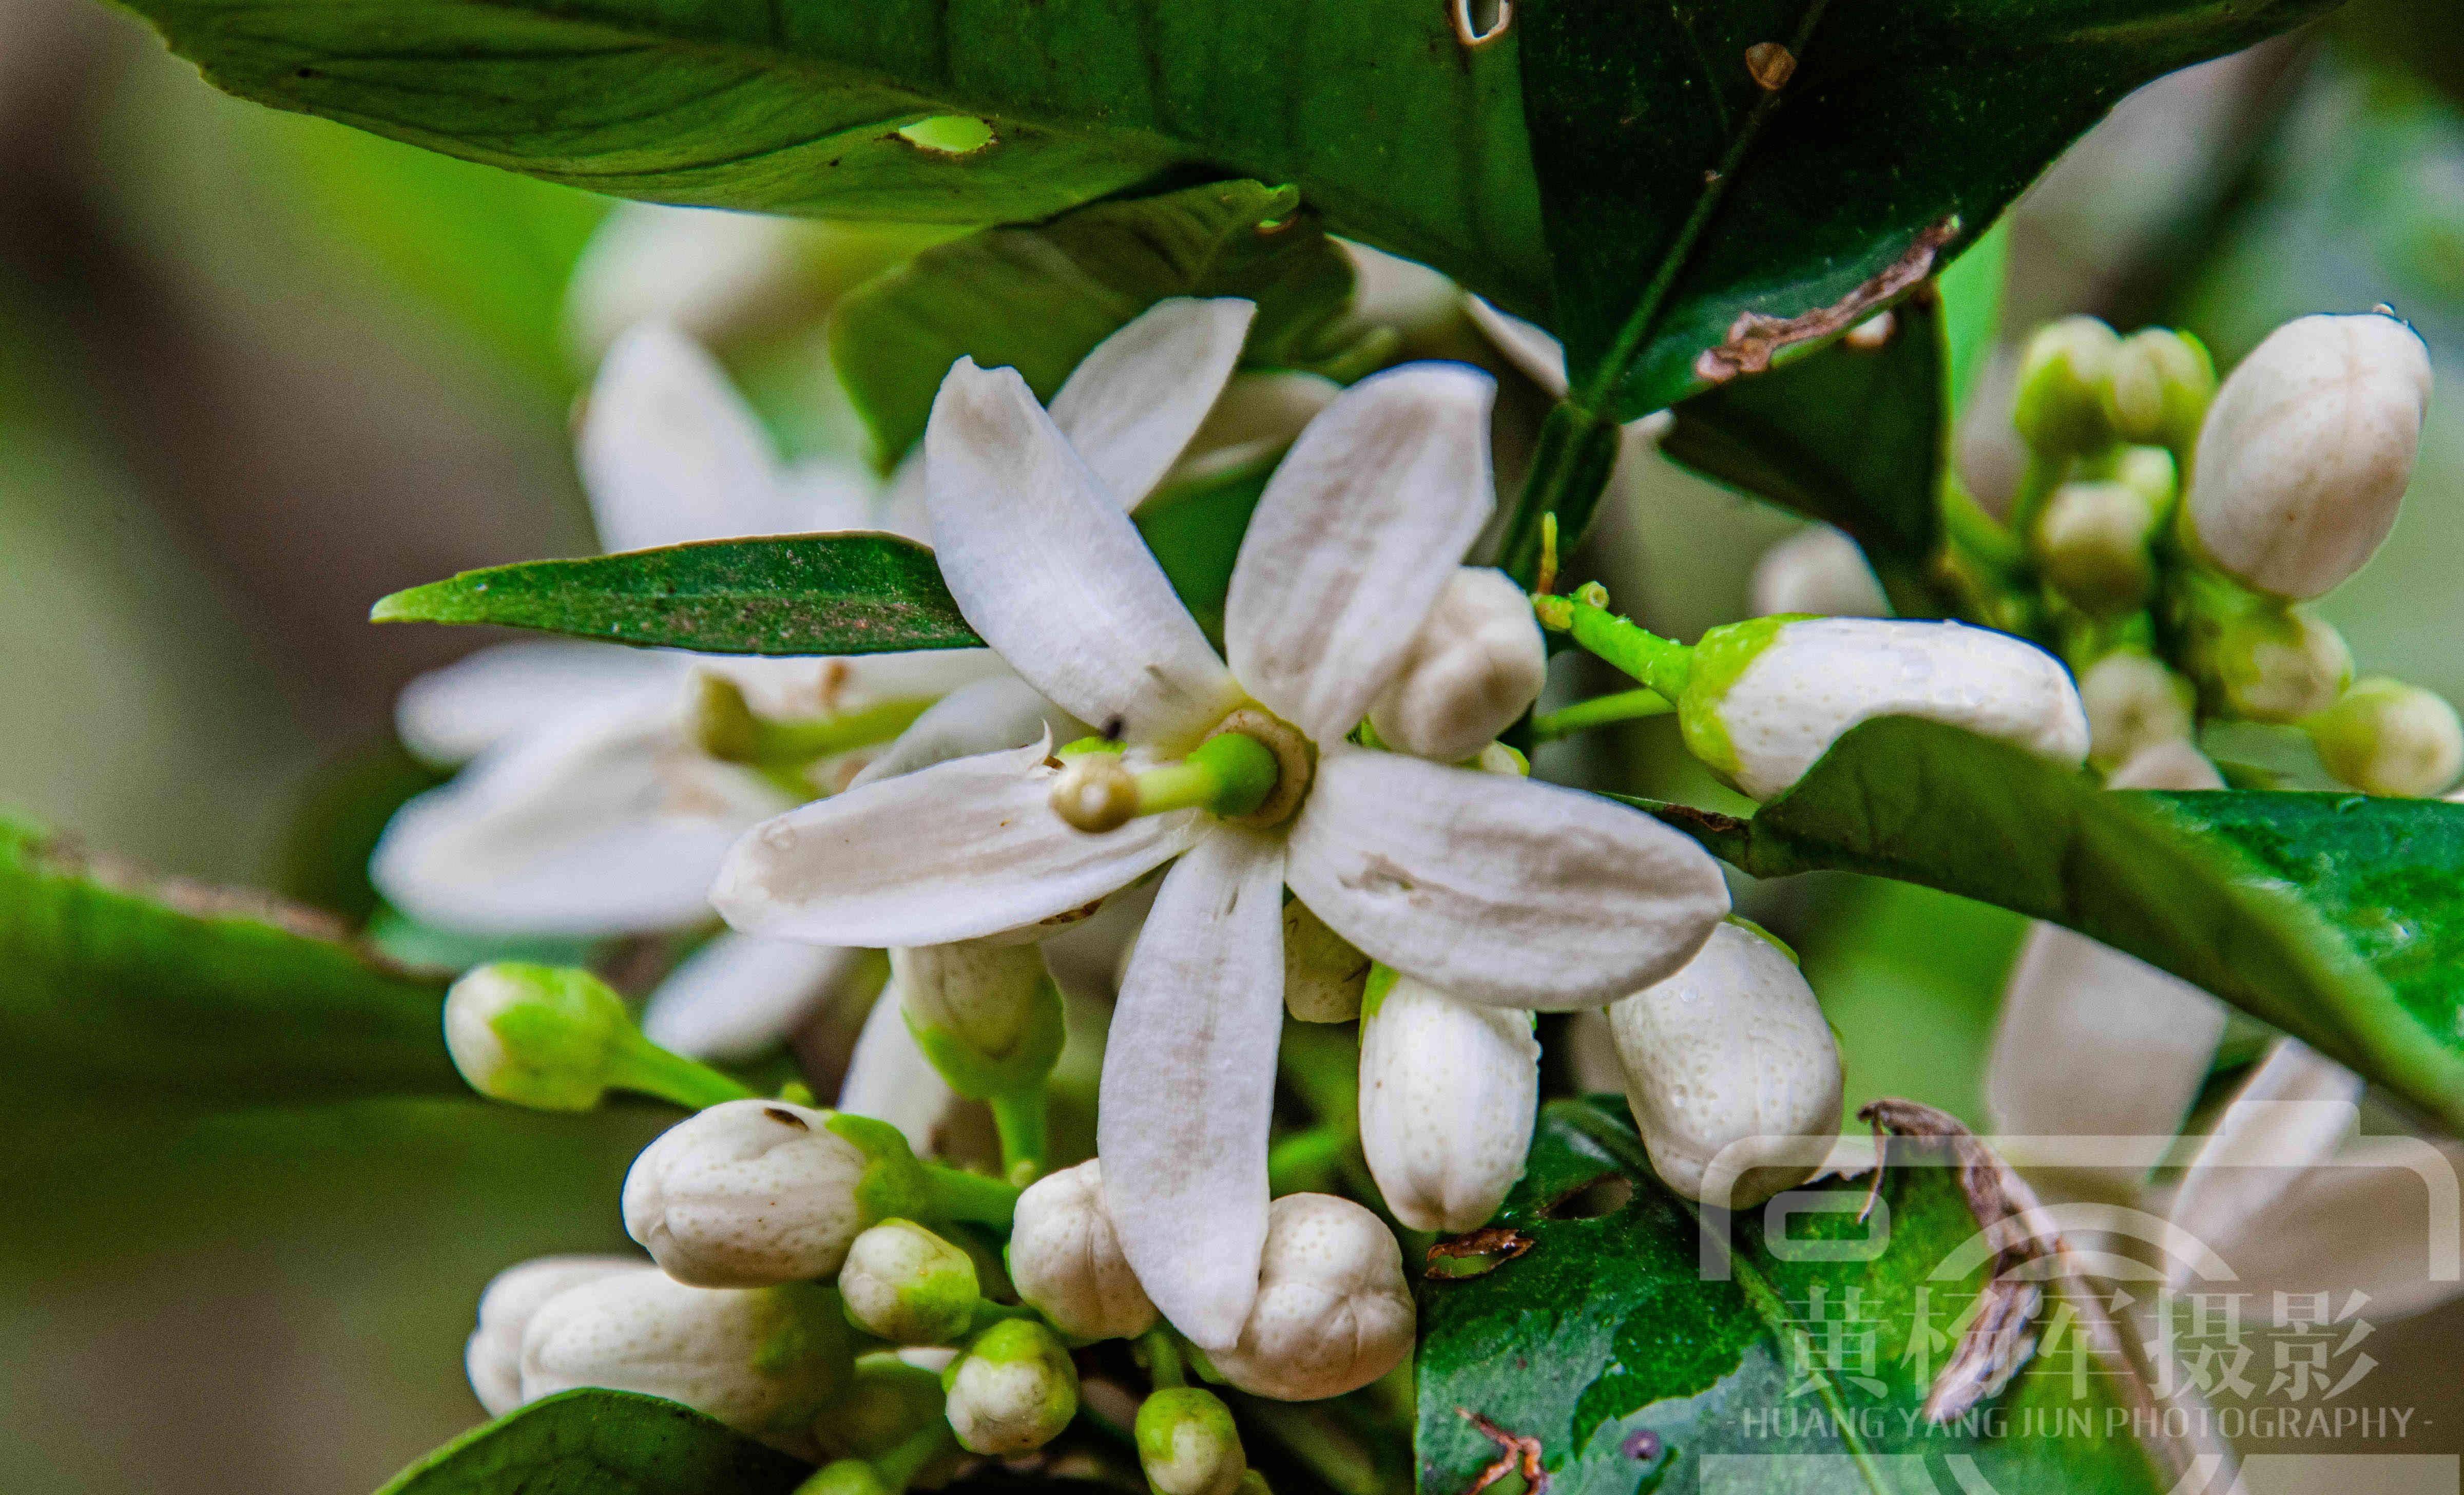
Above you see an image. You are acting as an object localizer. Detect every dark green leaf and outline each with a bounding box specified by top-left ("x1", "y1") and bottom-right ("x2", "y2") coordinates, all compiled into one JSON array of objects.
[
  {"x1": 375, "y1": 1390, "x2": 808, "y2": 1495},
  {"x1": 1659, "y1": 287, "x2": 1947, "y2": 614},
  {"x1": 1, "y1": 816, "x2": 459, "y2": 1107},
  {"x1": 371, "y1": 533, "x2": 983, "y2": 655},
  {"x1": 1137, "y1": 457, "x2": 1277, "y2": 645},
  {"x1": 831, "y1": 180, "x2": 1377, "y2": 465},
  {"x1": 1517, "y1": 0, "x2": 2334, "y2": 419},
  {"x1": 1621, "y1": 717, "x2": 2464, "y2": 1132},
  {"x1": 1418, "y1": 1098, "x2": 2172, "y2": 1495}
]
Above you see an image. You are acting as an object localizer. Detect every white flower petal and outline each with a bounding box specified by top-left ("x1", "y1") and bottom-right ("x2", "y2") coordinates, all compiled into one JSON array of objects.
[
  {"x1": 2163, "y1": 1040, "x2": 2362, "y2": 1286},
  {"x1": 1286, "y1": 747, "x2": 1730, "y2": 1009},
  {"x1": 711, "y1": 739, "x2": 1207, "y2": 946},
  {"x1": 838, "y1": 982, "x2": 960, "y2": 1157},
  {"x1": 780, "y1": 455, "x2": 888, "y2": 533},
  {"x1": 395, "y1": 641, "x2": 680, "y2": 766},
  {"x1": 1225, "y1": 365, "x2": 1497, "y2": 742},
  {"x1": 1464, "y1": 296, "x2": 1569, "y2": 397},
  {"x1": 640, "y1": 932, "x2": 865, "y2": 1064},
  {"x1": 925, "y1": 360, "x2": 1240, "y2": 750},
  {"x1": 1984, "y1": 922, "x2": 2226, "y2": 1164},
  {"x1": 581, "y1": 324, "x2": 801, "y2": 553},
  {"x1": 1099, "y1": 827, "x2": 1287, "y2": 1350},
  {"x1": 373, "y1": 693, "x2": 788, "y2": 936},
  {"x1": 1049, "y1": 298, "x2": 1256, "y2": 511},
  {"x1": 850, "y1": 676, "x2": 1082, "y2": 790}
]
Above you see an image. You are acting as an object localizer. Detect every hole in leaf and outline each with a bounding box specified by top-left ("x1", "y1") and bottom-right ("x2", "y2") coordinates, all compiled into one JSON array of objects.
[
  {"x1": 896, "y1": 116, "x2": 995, "y2": 155},
  {"x1": 1423, "y1": 1226, "x2": 1535, "y2": 1280},
  {"x1": 1543, "y1": 1172, "x2": 1633, "y2": 1220},
  {"x1": 1451, "y1": 0, "x2": 1511, "y2": 46}
]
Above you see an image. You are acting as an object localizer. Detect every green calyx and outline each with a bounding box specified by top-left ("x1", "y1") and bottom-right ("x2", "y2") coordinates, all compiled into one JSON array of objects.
[
  {"x1": 904, "y1": 971, "x2": 1067, "y2": 1101},
  {"x1": 1676, "y1": 615, "x2": 1799, "y2": 779},
  {"x1": 444, "y1": 962, "x2": 755, "y2": 1112},
  {"x1": 826, "y1": 1111, "x2": 1023, "y2": 1231},
  {"x1": 1136, "y1": 1387, "x2": 1247, "y2": 1495},
  {"x1": 841, "y1": 1219, "x2": 983, "y2": 1346},
  {"x1": 1358, "y1": 963, "x2": 1402, "y2": 1023}
]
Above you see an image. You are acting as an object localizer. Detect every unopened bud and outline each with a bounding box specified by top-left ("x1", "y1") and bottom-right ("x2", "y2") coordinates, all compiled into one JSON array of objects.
[
  {"x1": 2078, "y1": 651, "x2": 2196, "y2": 771},
  {"x1": 444, "y1": 963, "x2": 634, "y2": 1111},
  {"x1": 1367, "y1": 567, "x2": 1547, "y2": 762},
  {"x1": 892, "y1": 942, "x2": 1065, "y2": 1099},
  {"x1": 2208, "y1": 606, "x2": 2352, "y2": 723},
  {"x1": 1682, "y1": 617, "x2": 2089, "y2": 800},
  {"x1": 941, "y1": 1318, "x2": 1080, "y2": 1454},
  {"x1": 1357, "y1": 974, "x2": 1537, "y2": 1233},
  {"x1": 799, "y1": 1461, "x2": 893, "y2": 1495},
  {"x1": 2307, "y1": 677, "x2": 2464, "y2": 797},
  {"x1": 1137, "y1": 1387, "x2": 1247, "y2": 1495},
  {"x1": 467, "y1": 1255, "x2": 645, "y2": 1416},
  {"x1": 623, "y1": 1100, "x2": 881, "y2": 1286},
  {"x1": 2014, "y1": 316, "x2": 2121, "y2": 455},
  {"x1": 519, "y1": 1273, "x2": 853, "y2": 1455},
  {"x1": 1283, "y1": 901, "x2": 1370, "y2": 1024},
  {"x1": 1749, "y1": 526, "x2": 1888, "y2": 619},
  {"x1": 2102, "y1": 443, "x2": 2180, "y2": 512},
  {"x1": 1209, "y1": 1194, "x2": 1414, "y2": 1402},
  {"x1": 839, "y1": 1220, "x2": 980, "y2": 1346},
  {"x1": 1608, "y1": 923, "x2": 1842, "y2": 1208},
  {"x1": 2186, "y1": 312, "x2": 2432, "y2": 599},
  {"x1": 2033, "y1": 480, "x2": 2158, "y2": 614},
  {"x1": 1007, "y1": 1159, "x2": 1158, "y2": 1340},
  {"x1": 2099, "y1": 328, "x2": 2216, "y2": 450}
]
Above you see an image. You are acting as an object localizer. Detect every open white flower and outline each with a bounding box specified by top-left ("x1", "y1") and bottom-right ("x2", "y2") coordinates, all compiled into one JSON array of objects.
[{"x1": 714, "y1": 318, "x2": 1731, "y2": 1347}]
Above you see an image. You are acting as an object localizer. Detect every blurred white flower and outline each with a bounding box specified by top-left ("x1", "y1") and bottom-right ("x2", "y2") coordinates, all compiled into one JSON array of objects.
[
  {"x1": 713, "y1": 299, "x2": 1731, "y2": 1347},
  {"x1": 1749, "y1": 525, "x2": 1889, "y2": 619}
]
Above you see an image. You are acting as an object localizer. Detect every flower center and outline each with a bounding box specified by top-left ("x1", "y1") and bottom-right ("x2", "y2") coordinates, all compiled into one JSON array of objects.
[{"x1": 1049, "y1": 708, "x2": 1315, "y2": 834}]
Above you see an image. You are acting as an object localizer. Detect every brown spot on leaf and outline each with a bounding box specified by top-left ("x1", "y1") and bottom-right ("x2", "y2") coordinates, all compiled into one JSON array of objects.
[
  {"x1": 1744, "y1": 42, "x2": 1796, "y2": 90},
  {"x1": 1459, "y1": 1410, "x2": 1548, "y2": 1495},
  {"x1": 1694, "y1": 217, "x2": 1960, "y2": 385},
  {"x1": 1425, "y1": 1226, "x2": 1536, "y2": 1279}
]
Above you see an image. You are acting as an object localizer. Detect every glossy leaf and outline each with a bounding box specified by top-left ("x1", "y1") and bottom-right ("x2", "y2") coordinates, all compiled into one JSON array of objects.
[
  {"x1": 371, "y1": 533, "x2": 984, "y2": 655},
  {"x1": 831, "y1": 180, "x2": 1374, "y2": 465},
  {"x1": 1417, "y1": 1098, "x2": 2173, "y2": 1495},
  {"x1": 1517, "y1": 0, "x2": 2336, "y2": 419},
  {"x1": 1658, "y1": 289, "x2": 1947, "y2": 614},
  {"x1": 1622, "y1": 717, "x2": 2464, "y2": 1132},
  {"x1": 375, "y1": 1390, "x2": 808, "y2": 1495},
  {"x1": 1, "y1": 817, "x2": 459, "y2": 1107}
]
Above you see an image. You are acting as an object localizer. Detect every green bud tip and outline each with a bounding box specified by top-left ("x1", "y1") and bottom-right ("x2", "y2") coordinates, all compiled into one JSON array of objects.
[
  {"x1": 841, "y1": 1220, "x2": 982, "y2": 1346},
  {"x1": 796, "y1": 1461, "x2": 893, "y2": 1495},
  {"x1": 443, "y1": 963, "x2": 631, "y2": 1111},
  {"x1": 2014, "y1": 315, "x2": 2121, "y2": 455},
  {"x1": 2099, "y1": 327, "x2": 2215, "y2": 449},
  {"x1": 1136, "y1": 1388, "x2": 1247, "y2": 1495}
]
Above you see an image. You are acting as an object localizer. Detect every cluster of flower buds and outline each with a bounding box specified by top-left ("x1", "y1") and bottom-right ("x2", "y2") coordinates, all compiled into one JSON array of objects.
[{"x1": 1940, "y1": 305, "x2": 2456, "y2": 792}]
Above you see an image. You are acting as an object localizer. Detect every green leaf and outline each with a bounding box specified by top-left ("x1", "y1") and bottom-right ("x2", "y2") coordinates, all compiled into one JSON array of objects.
[
  {"x1": 0, "y1": 816, "x2": 459, "y2": 1107},
  {"x1": 1658, "y1": 287, "x2": 1947, "y2": 614},
  {"x1": 1516, "y1": 0, "x2": 2335, "y2": 419},
  {"x1": 372, "y1": 533, "x2": 984, "y2": 655},
  {"x1": 1418, "y1": 1097, "x2": 2172, "y2": 1495},
  {"x1": 830, "y1": 180, "x2": 1375, "y2": 466},
  {"x1": 375, "y1": 1390, "x2": 808, "y2": 1495},
  {"x1": 116, "y1": 0, "x2": 1550, "y2": 304},
  {"x1": 1621, "y1": 717, "x2": 2464, "y2": 1132}
]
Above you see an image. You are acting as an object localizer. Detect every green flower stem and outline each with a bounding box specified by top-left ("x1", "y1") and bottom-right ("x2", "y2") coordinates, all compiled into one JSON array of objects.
[
  {"x1": 2005, "y1": 448, "x2": 2070, "y2": 540},
  {"x1": 1140, "y1": 1328, "x2": 1187, "y2": 1389},
  {"x1": 1939, "y1": 481, "x2": 2027, "y2": 578},
  {"x1": 987, "y1": 1085, "x2": 1049, "y2": 1183},
  {"x1": 919, "y1": 1162, "x2": 1023, "y2": 1228},
  {"x1": 604, "y1": 1035, "x2": 759, "y2": 1109},
  {"x1": 1530, "y1": 687, "x2": 1676, "y2": 742},
  {"x1": 697, "y1": 676, "x2": 935, "y2": 771},
  {"x1": 1133, "y1": 732, "x2": 1280, "y2": 819},
  {"x1": 1497, "y1": 403, "x2": 1622, "y2": 586},
  {"x1": 871, "y1": 1423, "x2": 957, "y2": 1491},
  {"x1": 1538, "y1": 595, "x2": 1694, "y2": 700}
]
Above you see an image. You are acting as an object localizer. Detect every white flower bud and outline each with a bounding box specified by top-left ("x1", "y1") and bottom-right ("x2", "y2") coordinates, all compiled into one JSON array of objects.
[
  {"x1": 2207, "y1": 606, "x2": 2352, "y2": 722},
  {"x1": 1283, "y1": 900, "x2": 1371, "y2": 1023},
  {"x1": 1209, "y1": 1194, "x2": 1414, "y2": 1402},
  {"x1": 838, "y1": 1219, "x2": 981, "y2": 1345},
  {"x1": 467, "y1": 1256, "x2": 645, "y2": 1416},
  {"x1": 1357, "y1": 974, "x2": 1537, "y2": 1233},
  {"x1": 2014, "y1": 316, "x2": 2121, "y2": 455},
  {"x1": 622, "y1": 1100, "x2": 871, "y2": 1286},
  {"x1": 2033, "y1": 480, "x2": 2158, "y2": 614},
  {"x1": 1749, "y1": 526, "x2": 1888, "y2": 619},
  {"x1": 1607, "y1": 923, "x2": 1843, "y2": 1208},
  {"x1": 1137, "y1": 1387, "x2": 1248, "y2": 1495},
  {"x1": 519, "y1": 1272, "x2": 853, "y2": 1454},
  {"x1": 891, "y1": 942, "x2": 1066, "y2": 1099},
  {"x1": 2099, "y1": 328, "x2": 2216, "y2": 450},
  {"x1": 2078, "y1": 650, "x2": 2196, "y2": 771},
  {"x1": 2187, "y1": 312, "x2": 2432, "y2": 599},
  {"x1": 1007, "y1": 1159, "x2": 1158, "y2": 1340},
  {"x1": 1684, "y1": 617, "x2": 2089, "y2": 800},
  {"x1": 2306, "y1": 677, "x2": 2464, "y2": 798},
  {"x1": 1368, "y1": 567, "x2": 1548, "y2": 762},
  {"x1": 941, "y1": 1318, "x2": 1080, "y2": 1455},
  {"x1": 444, "y1": 963, "x2": 634, "y2": 1111}
]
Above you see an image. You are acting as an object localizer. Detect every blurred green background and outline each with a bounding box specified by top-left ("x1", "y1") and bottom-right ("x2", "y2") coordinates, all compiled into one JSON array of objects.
[{"x1": 3, "y1": 0, "x2": 2462, "y2": 1488}]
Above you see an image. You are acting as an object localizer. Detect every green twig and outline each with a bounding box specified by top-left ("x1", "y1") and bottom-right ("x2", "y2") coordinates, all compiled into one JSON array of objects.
[
  {"x1": 988, "y1": 1087, "x2": 1049, "y2": 1183},
  {"x1": 1531, "y1": 688, "x2": 1676, "y2": 741}
]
